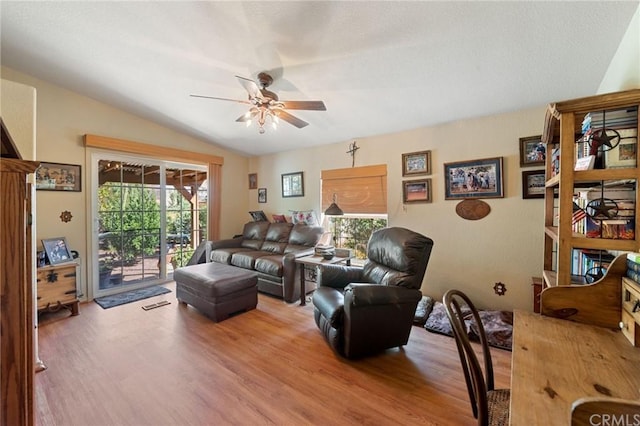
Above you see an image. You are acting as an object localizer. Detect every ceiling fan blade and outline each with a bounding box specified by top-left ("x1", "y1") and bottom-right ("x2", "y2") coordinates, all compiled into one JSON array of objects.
[
  {"x1": 281, "y1": 100, "x2": 326, "y2": 111},
  {"x1": 276, "y1": 110, "x2": 309, "y2": 128},
  {"x1": 190, "y1": 94, "x2": 251, "y2": 105},
  {"x1": 235, "y1": 76, "x2": 263, "y2": 101}
]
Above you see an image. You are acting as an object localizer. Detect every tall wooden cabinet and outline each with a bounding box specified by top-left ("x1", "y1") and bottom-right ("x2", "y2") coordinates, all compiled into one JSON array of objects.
[
  {"x1": 1, "y1": 118, "x2": 39, "y2": 426},
  {"x1": 540, "y1": 89, "x2": 640, "y2": 328}
]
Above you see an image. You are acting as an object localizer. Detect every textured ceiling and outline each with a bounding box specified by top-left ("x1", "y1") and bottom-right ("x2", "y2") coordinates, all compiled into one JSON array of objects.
[{"x1": 1, "y1": 1, "x2": 638, "y2": 156}]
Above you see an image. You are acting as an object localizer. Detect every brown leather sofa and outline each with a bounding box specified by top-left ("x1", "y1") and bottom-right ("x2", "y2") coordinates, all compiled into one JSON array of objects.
[
  {"x1": 203, "y1": 221, "x2": 325, "y2": 303},
  {"x1": 312, "y1": 227, "x2": 434, "y2": 358}
]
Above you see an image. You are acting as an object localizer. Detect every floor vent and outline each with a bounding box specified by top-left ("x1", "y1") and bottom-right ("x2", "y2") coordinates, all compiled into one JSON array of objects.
[{"x1": 142, "y1": 300, "x2": 171, "y2": 311}]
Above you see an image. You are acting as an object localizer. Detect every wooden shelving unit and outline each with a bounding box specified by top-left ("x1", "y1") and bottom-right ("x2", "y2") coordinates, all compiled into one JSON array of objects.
[{"x1": 541, "y1": 89, "x2": 640, "y2": 289}]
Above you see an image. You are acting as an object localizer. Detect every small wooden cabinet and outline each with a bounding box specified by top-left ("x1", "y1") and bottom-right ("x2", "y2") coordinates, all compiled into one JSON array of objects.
[
  {"x1": 36, "y1": 263, "x2": 79, "y2": 316},
  {"x1": 621, "y1": 277, "x2": 640, "y2": 346}
]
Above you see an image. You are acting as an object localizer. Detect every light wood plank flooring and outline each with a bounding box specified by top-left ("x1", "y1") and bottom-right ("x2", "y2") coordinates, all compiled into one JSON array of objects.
[{"x1": 35, "y1": 283, "x2": 512, "y2": 425}]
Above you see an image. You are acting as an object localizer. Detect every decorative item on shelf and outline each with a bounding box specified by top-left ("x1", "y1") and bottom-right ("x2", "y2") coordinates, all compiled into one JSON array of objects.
[
  {"x1": 574, "y1": 155, "x2": 596, "y2": 171},
  {"x1": 522, "y1": 170, "x2": 545, "y2": 199},
  {"x1": 281, "y1": 171, "x2": 304, "y2": 197},
  {"x1": 402, "y1": 179, "x2": 432, "y2": 203},
  {"x1": 257, "y1": 188, "x2": 267, "y2": 203},
  {"x1": 519, "y1": 135, "x2": 545, "y2": 167},
  {"x1": 248, "y1": 173, "x2": 258, "y2": 189},
  {"x1": 315, "y1": 244, "x2": 336, "y2": 260},
  {"x1": 324, "y1": 193, "x2": 344, "y2": 246},
  {"x1": 605, "y1": 128, "x2": 637, "y2": 169},
  {"x1": 35, "y1": 162, "x2": 81, "y2": 192},
  {"x1": 443, "y1": 157, "x2": 504, "y2": 199},
  {"x1": 402, "y1": 150, "x2": 431, "y2": 176},
  {"x1": 455, "y1": 199, "x2": 491, "y2": 220},
  {"x1": 60, "y1": 210, "x2": 73, "y2": 222}
]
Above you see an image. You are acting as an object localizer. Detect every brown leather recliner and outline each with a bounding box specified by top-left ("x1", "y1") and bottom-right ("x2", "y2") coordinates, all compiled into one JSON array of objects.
[{"x1": 312, "y1": 227, "x2": 434, "y2": 359}]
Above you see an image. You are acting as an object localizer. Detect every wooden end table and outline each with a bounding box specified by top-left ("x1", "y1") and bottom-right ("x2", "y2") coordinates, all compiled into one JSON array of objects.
[{"x1": 296, "y1": 255, "x2": 352, "y2": 306}]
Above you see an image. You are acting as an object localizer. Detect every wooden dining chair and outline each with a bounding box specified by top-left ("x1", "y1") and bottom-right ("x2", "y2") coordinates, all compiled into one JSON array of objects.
[
  {"x1": 571, "y1": 397, "x2": 640, "y2": 426},
  {"x1": 443, "y1": 289, "x2": 510, "y2": 426}
]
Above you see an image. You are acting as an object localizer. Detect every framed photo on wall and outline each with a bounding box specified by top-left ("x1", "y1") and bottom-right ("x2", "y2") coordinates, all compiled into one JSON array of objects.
[
  {"x1": 443, "y1": 157, "x2": 504, "y2": 200},
  {"x1": 35, "y1": 162, "x2": 81, "y2": 192},
  {"x1": 402, "y1": 179, "x2": 432, "y2": 203},
  {"x1": 402, "y1": 150, "x2": 431, "y2": 176},
  {"x1": 522, "y1": 169, "x2": 545, "y2": 199},
  {"x1": 248, "y1": 173, "x2": 258, "y2": 189},
  {"x1": 281, "y1": 171, "x2": 304, "y2": 198},
  {"x1": 258, "y1": 188, "x2": 267, "y2": 203},
  {"x1": 519, "y1": 135, "x2": 545, "y2": 167}
]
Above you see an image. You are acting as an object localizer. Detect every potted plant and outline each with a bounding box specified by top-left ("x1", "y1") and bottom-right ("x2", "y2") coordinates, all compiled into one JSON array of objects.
[{"x1": 98, "y1": 257, "x2": 113, "y2": 288}]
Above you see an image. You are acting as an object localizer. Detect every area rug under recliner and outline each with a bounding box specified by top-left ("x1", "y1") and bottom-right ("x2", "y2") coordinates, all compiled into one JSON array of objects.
[{"x1": 94, "y1": 285, "x2": 171, "y2": 309}]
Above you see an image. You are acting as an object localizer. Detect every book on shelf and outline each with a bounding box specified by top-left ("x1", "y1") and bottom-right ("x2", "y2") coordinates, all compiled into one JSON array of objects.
[
  {"x1": 571, "y1": 249, "x2": 615, "y2": 278},
  {"x1": 628, "y1": 252, "x2": 640, "y2": 264},
  {"x1": 582, "y1": 106, "x2": 638, "y2": 132},
  {"x1": 628, "y1": 269, "x2": 640, "y2": 284},
  {"x1": 551, "y1": 147, "x2": 560, "y2": 177},
  {"x1": 586, "y1": 217, "x2": 635, "y2": 240},
  {"x1": 574, "y1": 155, "x2": 595, "y2": 171},
  {"x1": 628, "y1": 258, "x2": 640, "y2": 274}
]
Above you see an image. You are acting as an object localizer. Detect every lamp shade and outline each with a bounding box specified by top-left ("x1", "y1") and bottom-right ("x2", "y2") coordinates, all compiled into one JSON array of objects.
[{"x1": 324, "y1": 202, "x2": 344, "y2": 216}]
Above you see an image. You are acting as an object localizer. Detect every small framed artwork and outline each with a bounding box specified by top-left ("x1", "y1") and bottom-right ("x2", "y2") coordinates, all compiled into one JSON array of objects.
[
  {"x1": 258, "y1": 188, "x2": 267, "y2": 203},
  {"x1": 403, "y1": 179, "x2": 432, "y2": 203},
  {"x1": 35, "y1": 162, "x2": 81, "y2": 192},
  {"x1": 519, "y1": 135, "x2": 545, "y2": 167},
  {"x1": 41, "y1": 237, "x2": 73, "y2": 265},
  {"x1": 444, "y1": 157, "x2": 504, "y2": 200},
  {"x1": 402, "y1": 150, "x2": 432, "y2": 176},
  {"x1": 281, "y1": 171, "x2": 304, "y2": 198},
  {"x1": 522, "y1": 170, "x2": 545, "y2": 199},
  {"x1": 249, "y1": 210, "x2": 269, "y2": 222},
  {"x1": 248, "y1": 173, "x2": 258, "y2": 189},
  {"x1": 604, "y1": 128, "x2": 637, "y2": 168}
]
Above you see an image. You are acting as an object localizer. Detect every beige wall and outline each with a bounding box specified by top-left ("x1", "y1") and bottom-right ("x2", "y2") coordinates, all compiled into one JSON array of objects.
[
  {"x1": 0, "y1": 78, "x2": 36, "y2": 160},
  {"x1": 598, "y1": 3, "x2": 640, "y2": 94},
  {"x1": 2, "y1": 67, "x2": 250, "y2": 300},
  {"x1": 249, "y1": 107, "x2": 547, "y2": 311}
]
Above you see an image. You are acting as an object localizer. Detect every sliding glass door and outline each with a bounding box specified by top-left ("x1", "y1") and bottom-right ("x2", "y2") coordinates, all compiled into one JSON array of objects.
[{"x1": 92, "y1": 154, "x2": 207, "y2": 298}]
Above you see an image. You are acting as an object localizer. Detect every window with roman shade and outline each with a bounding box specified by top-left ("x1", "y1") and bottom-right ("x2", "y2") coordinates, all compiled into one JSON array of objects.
[{"x1": 321, "y1": 164, "x2": 387, "y2": 214}]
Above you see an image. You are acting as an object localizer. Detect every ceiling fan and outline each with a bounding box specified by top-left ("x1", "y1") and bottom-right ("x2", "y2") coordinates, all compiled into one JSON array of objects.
[{"x1": 191, "y1": 72, "x2": 326, "y2": 134}]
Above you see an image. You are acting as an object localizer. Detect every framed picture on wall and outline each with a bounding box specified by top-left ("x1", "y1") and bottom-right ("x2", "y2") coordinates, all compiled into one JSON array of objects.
[
  {"x1": 402, "y1": 179, "x2": 432, "y2": 203},
  {"x1": 281, "y1": 171, "x2": 304, "y2": 198},
  {"x1": 258, "y1": 188, "x2": 267, "y2": 203},
  {"x1": 522, "y1": 170, "x2": 545, "y2": 199},
  {"x1": 402, "y1": 150, "x2": 432, "y2": 176},
  {"x1": 248, "y1": 173, "x2": 258, "y2": 189},
  {"x1": 35, "y1": 162, "x2": 81, "y2": 192},
  {"x1": 443, "y1": 157, "x2": 504, "y2": 200},
  {"x1": 519, "y1": 135, "x2": 545, "y2": 167}
]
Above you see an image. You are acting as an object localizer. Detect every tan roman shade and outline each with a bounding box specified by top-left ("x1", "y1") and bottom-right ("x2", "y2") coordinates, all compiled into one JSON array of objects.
[{"x1": 321, "y1": 164, "x2": 387, "y2": 214}]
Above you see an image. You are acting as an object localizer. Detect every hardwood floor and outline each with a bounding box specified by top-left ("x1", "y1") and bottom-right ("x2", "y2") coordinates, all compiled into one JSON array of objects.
[{"x1": 35, "y1": 283, "x2": 512, "y2": 426}]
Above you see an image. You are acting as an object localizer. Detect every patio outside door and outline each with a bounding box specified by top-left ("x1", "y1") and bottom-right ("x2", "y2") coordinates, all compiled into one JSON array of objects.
[{"x1": 93, "y1": 155, "x2": 207, "y2": 298}]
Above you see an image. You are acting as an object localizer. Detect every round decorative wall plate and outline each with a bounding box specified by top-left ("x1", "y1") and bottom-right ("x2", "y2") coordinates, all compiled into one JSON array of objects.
[{"x1": 455, "y1": 199, "x2": 491, "y2": 220}]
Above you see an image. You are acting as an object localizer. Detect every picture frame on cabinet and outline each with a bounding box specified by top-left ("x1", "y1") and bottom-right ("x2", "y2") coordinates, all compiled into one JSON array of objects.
[
  {"x1": 402, "y1": 150, "x2": 431, "y2": 176},
  {"x1": 402, "y1": 179, "x2": 432, "y2": 203},
  {"x1": 522, "y1": 170, "x2": 545, "y2": 199},
  {"x1": 444, "y1": 157, "x2": 504, "y2": 200},
  {"x1": 41, "y1": 237, "x2": 73, "y2": 265},
  {"x1": 519, "y1": 135, "x2": 545, "y2": 167}
]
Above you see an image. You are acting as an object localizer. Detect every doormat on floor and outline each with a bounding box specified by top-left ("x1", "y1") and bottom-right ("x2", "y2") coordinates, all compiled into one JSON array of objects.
[{"x1": 94, "y1": 286, "x2": 171, "y2": 309}]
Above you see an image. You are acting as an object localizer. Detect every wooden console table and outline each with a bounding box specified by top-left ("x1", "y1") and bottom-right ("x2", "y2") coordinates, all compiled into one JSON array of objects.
[
  {"x1": 509, "y1": 310, "x2": 640, "y2": 425},
  {"x1": 295, "y1": 255, "x2": 351, "y2": 306}
]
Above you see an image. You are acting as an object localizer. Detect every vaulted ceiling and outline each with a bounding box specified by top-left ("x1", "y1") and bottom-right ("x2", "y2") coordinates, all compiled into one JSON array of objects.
[{"x1": 1, "y1": 1, "x2": 637, "y2": 156}]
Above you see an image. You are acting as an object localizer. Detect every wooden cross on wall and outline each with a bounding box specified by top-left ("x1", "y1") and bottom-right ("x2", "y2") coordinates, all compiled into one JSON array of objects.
[{"x1": 347, "y1": 141, "x2": 359, "y2": 167}]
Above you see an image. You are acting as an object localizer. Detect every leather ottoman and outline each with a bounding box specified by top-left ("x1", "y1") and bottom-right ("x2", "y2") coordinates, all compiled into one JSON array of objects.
[{"x1": 174, "y1": 262, "x2": 258, "y2": 322}]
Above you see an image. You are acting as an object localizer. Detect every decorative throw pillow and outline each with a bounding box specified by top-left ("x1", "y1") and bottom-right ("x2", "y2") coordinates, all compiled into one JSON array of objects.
[
  {"x1": 272, "y1": 214, "x2": 288, "y2": 223},
  {"x1": 289, "y1": 210, "x2": 318, "y2": 226}
]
